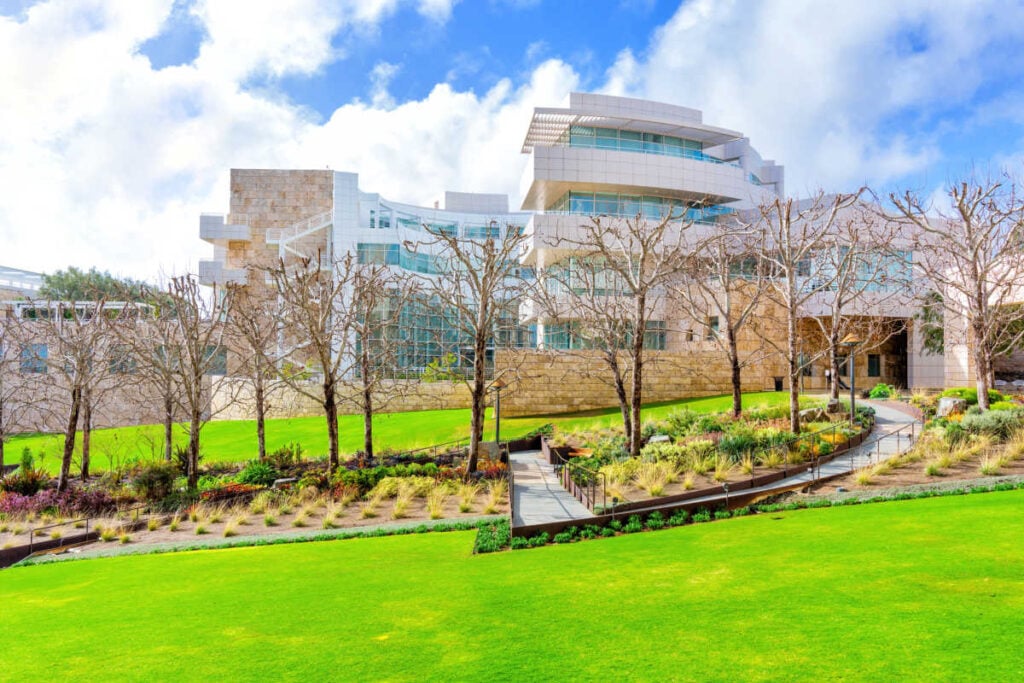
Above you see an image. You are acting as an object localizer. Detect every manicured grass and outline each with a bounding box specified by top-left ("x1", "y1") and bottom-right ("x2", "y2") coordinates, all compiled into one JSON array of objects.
[
  {"x1": 10, "y1": 391, "x2": 807, "y2": 470},
  {"x1": 2, "y1": 490, "x2": 1022, "y2": 680}
]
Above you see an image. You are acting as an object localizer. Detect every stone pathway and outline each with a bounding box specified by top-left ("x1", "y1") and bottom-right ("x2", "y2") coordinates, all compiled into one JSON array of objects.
[
  {"x1": 509, "y1": 401, "x2": 922, "y2": 526},
  {"x1": 510, "y1": 450, "x2": 592, "y2": 527}
]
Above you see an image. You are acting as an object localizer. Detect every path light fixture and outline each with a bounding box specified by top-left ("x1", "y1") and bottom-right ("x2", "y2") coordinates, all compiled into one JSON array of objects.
[
  {"x1": 841, "y1": 333, "x2": 864, "y2": 426},
  {"x1": 489, "y1": 376, "x2": 508, "y2": 444}
]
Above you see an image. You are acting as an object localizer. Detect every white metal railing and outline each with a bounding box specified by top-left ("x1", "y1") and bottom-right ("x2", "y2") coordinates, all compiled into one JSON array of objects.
[{"x1": 265, "y1": 210, "x2": 332, "y2": 245}]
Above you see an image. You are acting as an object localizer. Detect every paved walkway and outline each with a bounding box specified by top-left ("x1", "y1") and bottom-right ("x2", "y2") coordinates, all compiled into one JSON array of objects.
[
  {"x1": 510, "y1": 450, "x2": 592, "y2": 527},
  {"x1": 509, "y1": 401, "x2": 921, "y2": 526}
]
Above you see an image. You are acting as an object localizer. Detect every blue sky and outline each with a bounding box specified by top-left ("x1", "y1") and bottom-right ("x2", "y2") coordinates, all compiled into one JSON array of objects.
[{"x1": 1, "y1": 0, "x2": 1023, "y2": 279}]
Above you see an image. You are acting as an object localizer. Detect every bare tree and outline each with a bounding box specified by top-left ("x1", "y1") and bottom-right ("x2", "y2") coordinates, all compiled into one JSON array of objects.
[
  {"x1": 19, "y1": 299, "x2": 119, "y2": 491},
  {"x1": 161, "y1": 276, "x2": 232, "y2": 489},
  {"x1": 801, "y1": 207, "x2": 911, "y2": 400},
  {"x1": 335, "y1": 265, "x2": 419, "y2": 460},
  {"x1": 405, "y1": 222, "x2": 530, "y2": 473},
  {"x1": 266, "y1": 253, "x2": 358, "y2": 473},
  {"x1": 756, "y1": 190, "x2": 863, "y2": 433},
  {"x1": 891, "y1": 175, "x2": 1024, "y2": 410},
  {"x1": 0, "y1": 318, "x2": 32, "y2": 471},
  {"x1": 225, "y1": 285, "x2": 284, "y2": 461},
  {"x1": 536, "y1": 212, "x2": 694, "y2": 457},
  {"x1": 120, "y1": 297, "x2": 184, "y2": 463},
  {"x1": 671, "y1": 222, "x2": 768, "y2": 418}
]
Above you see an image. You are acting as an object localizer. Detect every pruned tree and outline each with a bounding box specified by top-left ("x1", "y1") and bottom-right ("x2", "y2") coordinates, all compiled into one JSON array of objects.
[
  {"x1": 40, "y1": 266, "x2": 147, "y2": 302},
  {"x1": 19, "y1": 299, "x2": 120, "y2": 491},
  {"x1": 0, "y1": 319, "x2": 33, "y2": 471},
  {"x1": 671, "y1": 221, "x2": 769, "y2": 418},
  {"x1": 405, "y1": 222, "x2": 530, "y2": 473},
  {"x1": 801, "y1": 205, "x2": 912, "y2": 400},
  {"x1": 891, "y1": 175, "x2": 1024, "y2": 410},
  {"x1": 335, "y1": 265, "x2": 420, "y2": 460},
  {"x1": 161, "y1": 275, "x2": 232, "y2": 489},
  {"x1": 536, "y1": 212, "x2": 694, "y2": 457},
  {"x1": 225, "y1": 285, "x2": 285, "y2": 461},
  {"x1": 266, "y1": 253, "x2": 357, "y2": 473},
  {"x1": 756, "y1": 190, "x2": 864, "y2": 433},
  {"x1": 120, "y1": 296, "x2": 184, "y2": 463}
]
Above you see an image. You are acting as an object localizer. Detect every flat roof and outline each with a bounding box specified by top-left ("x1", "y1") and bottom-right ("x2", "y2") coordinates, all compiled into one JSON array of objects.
[
  {"x1": 521, "y1": 108, "x2": 744, "y2": 153},
  {"x1": 0, "y1": 265, "x2": 43, "y2": 293}
]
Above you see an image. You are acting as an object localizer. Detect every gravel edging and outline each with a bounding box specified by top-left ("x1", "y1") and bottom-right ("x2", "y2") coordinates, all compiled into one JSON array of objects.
[
  {"x1": 18, "y1": 515, "x2": 505, "y2": 567},
  {"x1": 798, "y1": 474, "x2": 1024, "y2": 503}
]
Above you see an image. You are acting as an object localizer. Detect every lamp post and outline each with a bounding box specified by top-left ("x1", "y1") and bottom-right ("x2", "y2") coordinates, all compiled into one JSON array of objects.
[
  {"x1": 841, "y1": 333, "x2": 864, "y2": 426},
  {"x1": 489, "y1": 376, "x2": 507, "y2": 444}
]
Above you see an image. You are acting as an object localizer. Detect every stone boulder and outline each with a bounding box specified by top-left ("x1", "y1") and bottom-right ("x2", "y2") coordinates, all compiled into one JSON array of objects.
[
  {"x1": 799, "y1": 407, "x2": 829, "y2": 423},
  {"x1": 825, "y1": 398, "x2": 843, "y2": 414},
  {"x1": 936, "y1": 397, "x2": 967, "y2": 417}
]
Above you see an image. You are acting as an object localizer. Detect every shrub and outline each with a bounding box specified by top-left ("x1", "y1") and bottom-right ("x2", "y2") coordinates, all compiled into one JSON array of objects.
[
  {"x1": 961, "y1": 410, "x2": 1021, "y2": 441},
  {"x1": 989, "y1": 401, "x2": 1018, "y2": 411},
  {"x1": 623, "y1": 515, "x2": 644, "y2": 533},
  {"x1": 668, "y1": 510, "x2": 689, "y2": 526},
  {"x1": 473, "y1": 520, "x2": 511, "y2": 553},
  {"x1": 527, "y1": 532, "x2": 549, "y2": 547},
  {"x1": 130, "y1": 462, "x2": 178, "y2": 502},
  {"x1": 714, "y1": 509, "x2": 732, "y2": 520},
  {"x1": 510, "y1": 536, "x2": 529, "y2": 550},
  {"x1": 940, "y1": 387, "x2": 1003, "y2": 406},
  {"x1": 718, "y1": 432, "x2": 758, "y2": 461},
  {"x1": 691, "y1": 414, "x2": 725, "y2": 435},
  {"x1": 944, "y1": 421, "x2": 968, "y2": 447},
  {"x1": 692, "y1": 509, "x2": 711, "y2": 523},
  {"x1": 665, "y1": 408, "x2": 699, "y2": 437},
  {"x1": 645, "y1": 511, "x2": 666, "y2": 530},
  {"x1": 868, "y1": 383, "x2": 895, "y2": 399},
  {"x1": 266, "y1": 442, "x2": 303, "y2": 470},
  {"x1": 0, "y1": 465, "x2": 49, "y2": 496},
  {"x1": 236, "y1": 461, "x2": 280, "y2": 488},
  {"x1": 524, "y1": 423, "x2": 554, "y2": 439},
  {"x1": 553, "y1": 531, "x2": 574, "y2": 544}
]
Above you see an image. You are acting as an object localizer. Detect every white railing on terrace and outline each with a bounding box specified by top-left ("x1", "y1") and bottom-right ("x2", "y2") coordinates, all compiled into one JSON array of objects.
[{"x1": 266, "y1": 210, "x2": 333, "y2": 245}]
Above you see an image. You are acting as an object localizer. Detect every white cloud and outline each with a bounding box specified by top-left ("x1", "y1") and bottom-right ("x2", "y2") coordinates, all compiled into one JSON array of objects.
[
  {"x1": 369, "y1": 61, "x2": 401, "y2": 108},
  {"x1": 610, "y1": 0, "x2": 1024, "y2": 193},
  {"x1": 416, "y1": 0, "x2": 459, "y2": 23},
  {"x1": 1, "y1": 0, "x2": 1022, "y2": 283}
]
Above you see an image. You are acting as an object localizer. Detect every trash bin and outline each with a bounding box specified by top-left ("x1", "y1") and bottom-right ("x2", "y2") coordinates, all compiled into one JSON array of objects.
[{"x1": 773, "y1": 376, "x2": 784, "y2": 391}]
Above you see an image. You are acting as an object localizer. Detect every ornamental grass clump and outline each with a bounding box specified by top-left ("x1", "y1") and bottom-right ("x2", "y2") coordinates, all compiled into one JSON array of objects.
[
  {"x1": 457, "y1": 483, "x2": 480, "y2": 513},
  {"x1": 855, "y1": 468, "x2": 874, "y2": 486},
  {"x1": 426, "y1": 488, "x2": 448, "y2": 520},
  {"x1": 633, "y1": 462, "x2": 673, "y2": 497},
  {"x1": 979, "y1": 456, "x2": 1001, "y2": 476},
  {"x1": 147, "y1": 517, "x2": 161, "y2": 532},
  {"x1": 360, "y1": 493, "x2": 383, "y2": 519},
  {"x1": 168, "y1": 515, "x2": 181, "y2": 532},
  {"x1": 483, "y1": 479, "x2": 508, "y2": 514},
  {"x1": 713, "y1": 455, "x2": 733, "y2": 483},
  {"x1": 263, "y1": 511, "x2": 277, "y2": 527},
  {"x1": 391, "y1": 485, "x2": 415, "y2": 520}
]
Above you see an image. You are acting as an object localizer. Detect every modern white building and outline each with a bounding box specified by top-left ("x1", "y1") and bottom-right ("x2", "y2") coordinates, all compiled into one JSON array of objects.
[{"x1": 196, "y1": 93, "x2": 956, "y2": 393}]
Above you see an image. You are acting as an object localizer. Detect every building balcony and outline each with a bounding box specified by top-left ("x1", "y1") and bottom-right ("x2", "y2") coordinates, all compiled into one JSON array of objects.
[
  {"x1": 519, "y1": 146, "x2": 773, "y2": 212},
  {"x1": 198, "y1": 260, "x2": 248, "y2": 286},
  {"x1": 200, "y1": 214, "x2": 250, "y2": 243}
]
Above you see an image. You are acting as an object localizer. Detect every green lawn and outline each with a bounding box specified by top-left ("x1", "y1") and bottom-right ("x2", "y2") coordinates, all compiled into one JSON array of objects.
[
  {"x1": 2, "y1": 491, "x2": 1021, "y2": 681},
  {"x1": 10, "y1": 391, "x2": 807, "y2": 470}
]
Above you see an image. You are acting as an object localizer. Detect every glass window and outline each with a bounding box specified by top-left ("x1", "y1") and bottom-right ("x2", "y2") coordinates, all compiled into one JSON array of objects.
[
  {"x1": 205, "y1": 346, "x2": 228, "y2": 376},
  {"x1": 619, "y1": 129, "x2": 643, "y2": 152},
  {"x1": 706, "y1": 316, "x2": 719, "y2": 341},
  {"x1": 109, "y1": 344, "x2": 136, "y2": 374},
  {"x1": 569, "y1": 192, "x2": 595, "y2": 215},
  {"x1": 868, "y1": 354, "x2": 881, "y2": 377},
  {"x1": 20, "y1": 343, "x2": 47, "y2": 374},
  {"x1": 644, "y1": 321, "x2": 667, "y2": 350},
  {"x1": 595, "y1": 193, "x2": 619, "y2": 215}
]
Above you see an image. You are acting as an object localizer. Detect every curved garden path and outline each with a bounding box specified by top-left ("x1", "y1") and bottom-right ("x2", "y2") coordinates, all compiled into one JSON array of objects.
[{"x1": 510, "y1": 400, "x2": 921, "y2": 526}]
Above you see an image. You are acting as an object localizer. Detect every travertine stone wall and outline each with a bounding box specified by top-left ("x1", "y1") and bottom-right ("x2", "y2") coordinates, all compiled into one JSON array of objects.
[
  {"x1": 211, "y1": 379, "x2": 474, "y2": 420},
  {"x1": 228, "y1": 169, "x2": 334, "y2": 294}
]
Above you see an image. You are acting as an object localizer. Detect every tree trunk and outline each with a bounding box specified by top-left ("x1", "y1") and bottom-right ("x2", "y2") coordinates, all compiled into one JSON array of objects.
[
  {"x1": 80, "y1": 393, "x2": 92, "y2": 481},
  {"x1": 467, "y1": 332, "x2": 488, "y2": 474},
  {"x1": 830, "y1": 348, "x2": 841, "y2": 400},
  {"x1": 972, "y1": 319, "x2": 991, "y2": 410},
  {"x1": 324, "y1": 378, "x2": 339, "y2": 473},
  {"x1": 788, "y1": 311, "x2": 801, "y2": 435},
  {"x1": 727, "y1": 325, "x2": 742, "y2": 418},
  {"x1": 58, "y1": 386, "x2": 82, "y2": 493},
  {"x1": 163, "y1": 397, "x2": 174, "y2": 462},
  {"x1": 628, "y1": 295, "x2": 646, "y2": 458},
  {"x1": 609, "y1": 353, "x2": 632, "y2": 445},
  {"x1": 0, "y1": 397, "x2": 5, "y2": 472},
  {"x1": 361, "y1": 347, "x2": 374, "y2": 459},
  {"x1": 255, "y1": 381, "x2": 266, "y2": 461},
  {"x1": 187, "y1": 408, "x2": 201, "y2": 490}
]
